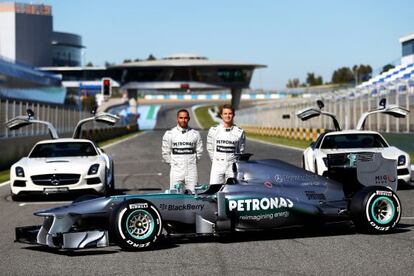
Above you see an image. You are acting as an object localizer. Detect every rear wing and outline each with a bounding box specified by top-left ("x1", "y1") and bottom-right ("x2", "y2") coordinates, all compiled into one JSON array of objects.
[
  {"x1": 6, "y1": 109, "x2": 59, "y2": 139},
  {"x1": 356, "y1": 98, "x2": 409, "y2": 130},
  {"x1": 72, "y1": 112, "x2": 120, "y2": 139},
  {"x1": 296, "y1": 100, "x2": 341, "y2": 131}
]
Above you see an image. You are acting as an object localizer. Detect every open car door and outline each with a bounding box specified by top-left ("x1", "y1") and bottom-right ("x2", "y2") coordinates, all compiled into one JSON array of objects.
[
  {"x1": 296, "y1": 100, "x2": 341, "y2": 131},
  {"x1": 356, "y1": 98, "x2": 409, "y2": 130},
  {"x1": 6, "y1": 109, "x2": 59, "y2": 139},
  {"x1": 72, "y1": 112, "x2": 120, "y2": 139}
]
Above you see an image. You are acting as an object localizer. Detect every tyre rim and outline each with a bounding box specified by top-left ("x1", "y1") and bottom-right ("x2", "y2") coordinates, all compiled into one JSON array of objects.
[
  {"x1": 126, "y1": 210, "x2": 154, "y2": 240},
  {"x1": 370, "y1": 196, "x2": 395, "y2": 225}
]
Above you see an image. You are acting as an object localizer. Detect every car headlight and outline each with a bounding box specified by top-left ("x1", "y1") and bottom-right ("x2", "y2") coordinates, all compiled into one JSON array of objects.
[
  {"x1": 15, "y1": 166, "x2": 25, "y2": 177},
  {"x1": 398, "y1": 155, "x2": 406, "y2": 166},
  {"x1": 88, "y1": 164, "x2": 100, "y2": 175}
]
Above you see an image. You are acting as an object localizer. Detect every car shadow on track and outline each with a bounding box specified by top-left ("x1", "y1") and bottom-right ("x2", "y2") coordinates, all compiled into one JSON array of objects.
[{"x1": 162, "y1": 221, "x2": 412, "y2": 248}]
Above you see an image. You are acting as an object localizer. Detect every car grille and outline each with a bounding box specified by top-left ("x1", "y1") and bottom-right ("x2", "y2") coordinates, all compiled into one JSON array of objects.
[
  {"x1": 397, "y1": 168, "x2": 410, "y2": 175},
  {"x1": 31, "y1": 174, "x2": 80, "y2": 186}
]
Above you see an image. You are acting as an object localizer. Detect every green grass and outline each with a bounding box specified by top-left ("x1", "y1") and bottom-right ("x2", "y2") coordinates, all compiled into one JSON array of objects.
[
  {"x1": 98, "y1": 130, "x2": 141, "y2": 147},
  {"x1": 247, "y1": 132, "x2": 310, "y2": 149},
  {"x1": 194, "y1": 105, "x2": 217, "y2": 129},
  {"x1": 0, "y1": 170, "x2": 9, "y2": 183}
]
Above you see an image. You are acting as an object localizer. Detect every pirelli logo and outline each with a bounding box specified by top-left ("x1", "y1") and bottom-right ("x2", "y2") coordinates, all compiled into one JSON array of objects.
[
  {"x1": 172, "y1": 148, "x2": 195, "y2": 155},
  {"x1": 216, "y1": 145, "x2": 235, "y2": 153}
]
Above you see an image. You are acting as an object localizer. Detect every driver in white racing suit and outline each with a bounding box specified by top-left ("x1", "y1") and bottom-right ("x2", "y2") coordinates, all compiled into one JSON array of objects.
[
  {"x1": 207, "y1": 104, "x2": 245, "y2": 184},
  {"x1": 162, "y1": 109, "x2": 203, "y2": 192}
]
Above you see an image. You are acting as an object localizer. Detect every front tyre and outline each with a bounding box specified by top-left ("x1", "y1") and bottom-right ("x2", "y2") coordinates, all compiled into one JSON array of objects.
[
  {"x1": 111, "y1": 199, "x2": 162, "y2": 250},
  {"x1": 350, "y1": 186, "x2": 401, "y2": 233}
]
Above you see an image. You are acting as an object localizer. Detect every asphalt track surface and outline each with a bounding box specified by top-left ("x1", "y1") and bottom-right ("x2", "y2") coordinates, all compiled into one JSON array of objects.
[{"x1": 1, "y1": 103, "x2": 414, "y2": 275}]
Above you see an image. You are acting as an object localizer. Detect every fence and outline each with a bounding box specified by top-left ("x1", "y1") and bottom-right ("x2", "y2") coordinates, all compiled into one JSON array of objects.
[
  {"x1": 237, "y1": 80, "x2": 414, "y2": 134},
  {"x1": 0, "y1": 99, "x2": 123, "y2": 139}
]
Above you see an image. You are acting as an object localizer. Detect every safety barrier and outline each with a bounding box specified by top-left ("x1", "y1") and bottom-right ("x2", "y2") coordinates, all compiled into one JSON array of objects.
[
  {"x1": 242, "y1": 125, "x2": 325, "y2": 142},
  {"x1": 236, "y1": 80, "x2": 414, "y2": 133}
]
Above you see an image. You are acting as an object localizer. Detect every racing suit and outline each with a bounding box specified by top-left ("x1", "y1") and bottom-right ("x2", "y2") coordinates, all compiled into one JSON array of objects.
[
  {"x1": 162, "y1": 126, "x2": 203, "y2": 192},
  {"x1": 207, "y1": 124, "x2": 245, "y2": 184}
]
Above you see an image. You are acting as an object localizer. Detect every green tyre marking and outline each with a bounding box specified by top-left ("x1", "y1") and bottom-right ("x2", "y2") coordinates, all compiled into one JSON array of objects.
[
  {"x1": 126, "y1": 209, "x2": 155, "y2": 240},
  {"x1": 370, "y1": 196, "x2": 395, "y2": 225}
]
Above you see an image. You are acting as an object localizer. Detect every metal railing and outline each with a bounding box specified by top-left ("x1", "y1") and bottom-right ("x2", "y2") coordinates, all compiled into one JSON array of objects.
[
  {"x1": 237, "y1": 80, "x2": 414, "y2": 133},
  {"x1": 0, "y1": 99, "x2": 121, "y2": 138}
]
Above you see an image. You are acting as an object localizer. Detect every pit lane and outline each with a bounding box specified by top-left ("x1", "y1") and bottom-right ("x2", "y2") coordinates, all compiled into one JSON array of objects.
[{"x1": 0, "y1": 103, "x2": 413, "y2": 275}]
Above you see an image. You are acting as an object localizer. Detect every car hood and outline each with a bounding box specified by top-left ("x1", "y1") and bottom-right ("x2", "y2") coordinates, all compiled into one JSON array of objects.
[
  {"x1": 317, "y1": 146, "x2": 406, "y2": 159},
  {"x1": 16, "y1": 156, "x2": 103, "y2": 175}
]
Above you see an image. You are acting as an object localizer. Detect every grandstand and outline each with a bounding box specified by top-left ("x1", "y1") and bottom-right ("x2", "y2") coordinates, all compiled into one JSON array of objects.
[{"x1": 0, "y1": 55, "x2": 65, "y2": 104}]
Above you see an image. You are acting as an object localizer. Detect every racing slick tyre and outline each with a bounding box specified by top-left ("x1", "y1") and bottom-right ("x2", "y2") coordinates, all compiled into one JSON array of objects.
[
  {"x1": 350, "y1": 186, "x2": 401, "y2": 233},
  {"x1": 111, "y1": 199, "x2": 163, "y2": 250}
]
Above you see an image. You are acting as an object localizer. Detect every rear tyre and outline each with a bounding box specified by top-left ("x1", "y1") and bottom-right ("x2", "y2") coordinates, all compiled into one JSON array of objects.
[
  {"x1": 111, "y1": 199, "x2": 162, "y2": 250},
  {"x1": 350, "y1": 186, "x2": 401, "y2": 233}
]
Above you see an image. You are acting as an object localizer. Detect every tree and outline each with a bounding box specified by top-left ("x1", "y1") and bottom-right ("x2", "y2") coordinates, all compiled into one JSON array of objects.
[
  {"x1": 381, "y1": 64, "x2": 395, "y2": 74},
  {"x1": 85, "y1": 61, "x2": 94, "y2": 67},
  {"x1": 306, "y1": 72, "x2": 323, "y2": 86},
  {"x1": 286, "y1": 78, "x2": 300, "y2": 88},
  {"x1": 352, "y1": 64, "x2": 373, "y2": 84},
  {"x1": 331, "y1": 67, "x2": 354, "y2": 84},
  {"x1": 147, "y1": 54, "x2": 156, "y2": 61},
  {"x1": 123, "y1": 59, "x2": 132, "y2": 63},
  {"x1": 134, "y1": 58, "x2": 142, "y2": 62}
]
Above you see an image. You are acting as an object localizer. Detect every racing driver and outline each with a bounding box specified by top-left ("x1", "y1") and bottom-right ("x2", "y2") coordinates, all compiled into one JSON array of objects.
[
  {"x1": 162, "y1": 109, "x2": 203, "y2": 192},
  {"x1": 207, "y1": 104, "x2": 246, "y2": 184}
]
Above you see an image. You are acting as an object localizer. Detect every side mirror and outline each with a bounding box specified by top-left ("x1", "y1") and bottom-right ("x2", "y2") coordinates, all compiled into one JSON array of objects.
[
  {"x1": 27, "y1": 109, "x2": 35, "y2": 119},
  {"x1": 316, "y1": 100, "x2": 324, "y2": 110},
  {"x1": 91, "y1": 106, "x2": 98, "y2": 115},
  {"x1": 379, "y1": 98, "x2": 386, "y2": 109}
]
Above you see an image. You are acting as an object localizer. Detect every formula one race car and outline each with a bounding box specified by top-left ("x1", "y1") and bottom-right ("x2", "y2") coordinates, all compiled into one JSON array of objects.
[
  {"x1": 6, "y1": 110, "x2": 119, "y2": 200},
  {"x1": 15, "y1": 152, "x2": 401, "y2": 251}
]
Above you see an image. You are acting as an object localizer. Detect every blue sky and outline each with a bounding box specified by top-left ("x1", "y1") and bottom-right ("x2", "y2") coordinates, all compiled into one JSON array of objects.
[{"x1": 30, "y1": 1, "x2": 414, "y2": 89}]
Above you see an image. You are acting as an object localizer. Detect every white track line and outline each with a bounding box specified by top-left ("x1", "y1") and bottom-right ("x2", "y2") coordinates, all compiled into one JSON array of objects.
[
  {"x1": 247, "y1": 136, "x2": 304, "y2": 152},
  {"x1": 0, "y1": 181, "x2": 10, "y2": 187},
  {"x1": 401, "y1": 217, "x2": 414, "y2": 220},
  {"x1": 101, "y1": 131, "x2": 147, "y2": 149}
]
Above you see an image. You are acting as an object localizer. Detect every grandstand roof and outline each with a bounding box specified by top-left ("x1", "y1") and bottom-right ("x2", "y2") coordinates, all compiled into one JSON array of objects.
[{"x1": 110, "y1": 53, "x2": 266, "y2": 68}]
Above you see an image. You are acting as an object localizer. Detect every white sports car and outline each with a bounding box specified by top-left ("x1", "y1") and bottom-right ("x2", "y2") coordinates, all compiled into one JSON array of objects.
[
  {"x1": 298, "y1": 99, "x2": 411, "y2": 185},
  {"x1": 7, "y1": 110, "x2": 118, "y2": 200}
]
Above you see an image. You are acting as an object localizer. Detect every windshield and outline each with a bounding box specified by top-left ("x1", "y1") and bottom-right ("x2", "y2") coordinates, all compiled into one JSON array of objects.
[
  {"x1": 320, "y1": 133, "x2": 388, "y2": 149},
  {"x1": 30, "y1": 142, "x2": 98, "y2": 158}
]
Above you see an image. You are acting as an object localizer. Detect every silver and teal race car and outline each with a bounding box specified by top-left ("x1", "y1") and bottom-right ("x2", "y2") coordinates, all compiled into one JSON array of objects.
[{"x1": 15, "y1": 153, "x2": 401, "y2": 251}]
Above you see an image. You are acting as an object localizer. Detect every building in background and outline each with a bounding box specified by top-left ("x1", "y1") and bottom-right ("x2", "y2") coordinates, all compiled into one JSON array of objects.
[
  {"x1": 0, "y1": 2, "x2": 83, "y2": 67},
  {"x1": 400, "y1": 33, "x2": 414, "y2": 66}
]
